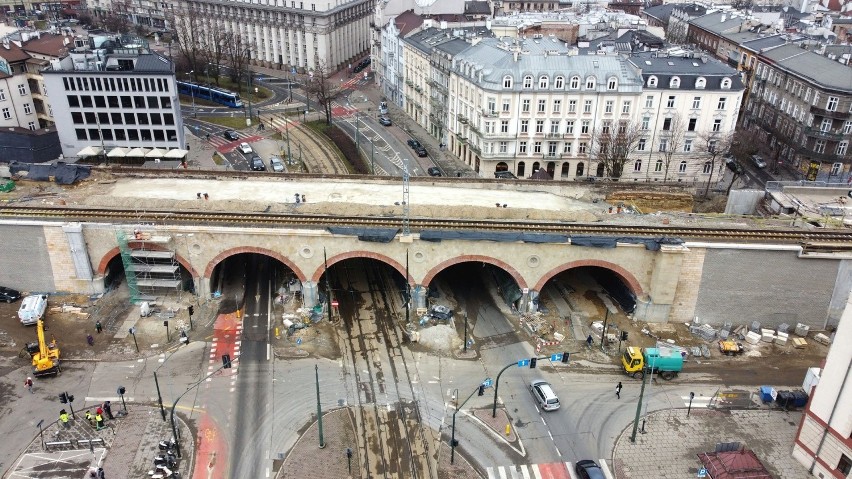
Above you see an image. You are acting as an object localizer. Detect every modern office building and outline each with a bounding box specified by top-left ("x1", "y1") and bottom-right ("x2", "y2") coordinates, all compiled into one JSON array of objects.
[{"x1": 41, "y1": 34, "x2": 186, "y2": 159}]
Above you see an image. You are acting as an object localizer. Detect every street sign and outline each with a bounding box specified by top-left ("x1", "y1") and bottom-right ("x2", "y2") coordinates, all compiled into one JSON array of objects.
[
  {"x1": 551, "y1": 353, "x2": 563, "y2": 362},
  {"x1": 517, "y1": 359, "x2": 530, "y2": 367},
  {"x1": 698, "y1": 467, "x2": 707, "y2": 478},
  {"x1": 296, "y1": 338, "x2": 302, "y2": 345},
  {"x1": 482, "y1": 378, "x2": 493, "y2": 388},
  {"x1": 331, "y1": 300, "x2": 339, "y2": 307}
]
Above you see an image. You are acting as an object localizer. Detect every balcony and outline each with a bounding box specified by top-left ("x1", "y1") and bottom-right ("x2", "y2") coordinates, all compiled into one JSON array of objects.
[
  {"x1": 469, "y1": 144, "x2": 482, "y2": 155},
  {"x1": 543, "y1": 153, "x2": 563, "y2": 160},
  {"x1": 810, "y1": 105, "x2": 849, "y2": 120},
  {"x1": 458, "y1": 136, "x2": 468, "y2": 144},
  {"x1": 545, "y1": 132, "x2": 561, "y2": 139},
  {"x1": 457, "y1": 114, "x2": 468, "y2": 124},
  {"x1": 797, "y1": 146, "x2": 845, "y2": 162},
  {"x1": 483, "y1": 131, "x2": 514, "y2": 139},
  {"x1": 804, "y1": 127, "x2": 846, "y2": 140},
  {"x1": 468, "y1": 125, "x2": 481, "y2": 136},
  {"x1": 481, "y1": 109, "x2": 497, "y2": 118}
]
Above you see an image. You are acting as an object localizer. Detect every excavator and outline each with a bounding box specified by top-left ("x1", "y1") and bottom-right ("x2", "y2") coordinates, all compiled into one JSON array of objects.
[{"x1": 25, "y1": 320, "x2": 61, "y2": 376}]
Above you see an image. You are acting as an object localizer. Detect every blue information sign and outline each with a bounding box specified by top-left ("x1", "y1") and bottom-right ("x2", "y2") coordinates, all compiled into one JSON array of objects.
[
  {"x1": 482, "y1": 378, "x2": 493, "y2": 388},
  {"x1": 518, "y1": 359, "x2": 530, "y2": 367},
  {"x1": 551, "y1": 353, "x2": 563, "y2": 362},
  {"x1": 296, "y1": 337, "x2": 302, "y2": 345},
  {"x1": 698, "y1": 467, "x2": 707, "y2": 478}
]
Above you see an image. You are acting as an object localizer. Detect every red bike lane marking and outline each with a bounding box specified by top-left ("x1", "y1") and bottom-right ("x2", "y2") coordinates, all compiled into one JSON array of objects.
[
  {"x1": 191, "y1": 311, "x2": 241, "y2": 479},
  {"x1": 537, "y1": 462, "x2": 572, "y2": 479}
]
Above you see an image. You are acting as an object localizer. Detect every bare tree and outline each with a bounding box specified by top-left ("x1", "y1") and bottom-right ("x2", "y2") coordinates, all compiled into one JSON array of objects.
[
  {"x1": 723, "y1": 129, "x2": 761, "y2": 195},
  {"x1": 657, "y1": 114, "x2": 686, "y2": 182},
  {"x1": 202, "y1": 23, "x2": 228, "y2": 86},
  {"x1": 697, "y1": 131, "x2": 734, "y2": 197},
  {"x1": 102, "y1": 0, "x2": 132, "y2": 34},
  {"x1": 304, "y1": 61, "x2": 341, "y2": 125},
  {"x1": 590, "y1": 119, "x2": 643, "y2": 178},
  {"x1": 167, "y1": 4, "x2": 207, "y2": 74},
  {"x1": 221, "y1": 32, "x2": 252, "y2": 93}
]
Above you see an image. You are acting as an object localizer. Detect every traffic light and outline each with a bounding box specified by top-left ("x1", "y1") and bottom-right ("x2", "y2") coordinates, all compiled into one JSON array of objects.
[
  {"x1": 68, "y1": 394, "x2": 75, "y2": 403},
  {"x1": 222, "y1": 354, "x2": 232, "y2": 369},
  {"x1": 188, "y1": 306, "x2": 194, "y2": 316},
  {"x1": 621, "y1": 331, "x2": 628, "y2": 341},
  {"x1": 530, "y1": 358, "x2": 537, "y2": 369},
  {"x1": 478, "y1": 385, "x2": 485, "y2": 396},
  {"x1": 117, "y1": 386, "x2": 126, "y2": 396},
  {"x1": 59, "y1": 392, "x2": 68, "y2": 403},
  {"x1": 561, "y1": 352, "x2": 570, "y2": 363}
]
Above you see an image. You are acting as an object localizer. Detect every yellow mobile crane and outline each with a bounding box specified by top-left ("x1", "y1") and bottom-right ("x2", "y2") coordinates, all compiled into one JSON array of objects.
[{"x1": 29, "y1": 320, "x2": 61, "y2": 376}]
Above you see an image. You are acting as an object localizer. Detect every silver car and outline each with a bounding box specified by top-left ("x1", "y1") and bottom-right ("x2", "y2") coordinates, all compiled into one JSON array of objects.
[
  {"x1": 530, "y1": 379, "x2": 560, "y2": 411},
  {"x1": 270, "y1": 156, "x2": 285, "y2": 172}
]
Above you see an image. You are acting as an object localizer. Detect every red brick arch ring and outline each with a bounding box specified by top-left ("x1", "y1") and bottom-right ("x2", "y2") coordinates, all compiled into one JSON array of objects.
[
  {"x1": 96, "y1": 243, "x2": 200, "y2": 278},
  {"x1": 420, "y1": 255, "x2": 528, "y2": 289},
  {"x1": 533, "y1": 259, "x2": 644, "y2": 296},
  {"x1": 204, "y1": 246, "x2": 307, "y2": 280},
  {"x1": 310, "y1": 251, "x2": 414, "y2": 284}
]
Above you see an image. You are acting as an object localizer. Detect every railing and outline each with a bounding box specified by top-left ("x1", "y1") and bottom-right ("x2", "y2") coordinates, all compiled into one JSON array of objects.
[
  {"x1": 457, "y1": 114, "x2": 468, "y2": 124},
  {"x1": 810, "y1": 105, "x2": 849, "y2": 119},
  {"x1": 803, "y1": 127, "x2": 845, "y2": 140},
  {"x1": 481, "y1": 109, "x2": 497, "y2": 118},
  {"x1": 765, "y1": 180, "x2": 848, "y2": 193},
  {"x1": 545, "y1": 132, "x2": 561, "y2": 139},
  {"x1": 469, "y1": 144, "x2": 482, "y2": 155},
  {"x1": 543, "y1": 154, "x2": 563, "y2": 159}
]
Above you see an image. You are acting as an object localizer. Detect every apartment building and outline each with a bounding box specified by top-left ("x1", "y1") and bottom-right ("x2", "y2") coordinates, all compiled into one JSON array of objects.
[
  {"x1": 41, "y1": 35, "x2": 186, "y2": 159},
  {"x1": 379, "y1": 9, "x2": 422, "y2": 109},
  {"x1": 743, "y1": 43, "x2": 852, "y2": 180},
  {"x1": 171, "y1": 0, "x2": 372, "y2": 73}
]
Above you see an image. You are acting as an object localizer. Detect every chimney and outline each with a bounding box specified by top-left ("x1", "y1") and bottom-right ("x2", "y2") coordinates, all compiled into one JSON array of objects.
[{"x1": 513, "y1": 50, "x2": 519, "y2": 61}]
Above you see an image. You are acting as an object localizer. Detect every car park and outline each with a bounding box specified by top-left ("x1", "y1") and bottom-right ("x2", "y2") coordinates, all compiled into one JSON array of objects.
[
  {"x1": 250, "y1": 156, "x2": 266, "y2": 171},
  {"x1": 270, "y1": 156, "x2": 285, "y2": 172},
  {"x1": 529, "y1": 379, "x2": 560, "y2": 411},
  {"x1": 751, "y1": 155, "x2": 767, "y2": 168},
  {"x1": 575, "y1": 460, "x2": 606, "y2": 479},
  {"x1": 223, "y1": 130, "x2": 239, "y2": 141},
  {"x1": 0, "y1": 286, "x2": 21, "y2": 302},
  {"x1": 407, "y1": 139, "x2": 422, "y2": 149},
  {"x1": 415, "y1": 147, "x2": 428, "y2": 157},
  {"x1": 379, "y1": 116, "x2": 392, "y2": 126},
  {"x1": 427, "y1": 167, "x2": 442, "y2": 177},
  {"x1": 239, "y1": 142, "x2": 253, "y2": 154}
]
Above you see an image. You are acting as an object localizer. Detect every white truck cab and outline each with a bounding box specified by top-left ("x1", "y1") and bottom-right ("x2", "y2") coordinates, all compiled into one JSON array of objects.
[{"x1": 19, "y1": 294, "x2": 48, "y2": 326}]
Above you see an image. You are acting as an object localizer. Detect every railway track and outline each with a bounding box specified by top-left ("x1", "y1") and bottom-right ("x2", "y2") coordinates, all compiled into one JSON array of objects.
[{"x1": 2, "y1": 204, "x2": 852, "y2": 244}]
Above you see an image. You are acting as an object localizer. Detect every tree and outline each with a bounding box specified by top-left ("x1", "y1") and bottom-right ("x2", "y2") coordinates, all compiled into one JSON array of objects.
[
  {"x1": 656, "y1": 113, "x2": 686, "y2": 182},
  {"x1": 697, "y1": 131, "x2": 734, "y2": 197},
  {"x1": 724, "y1": 129, "x2": 761, "y2": 195},
  {"x1": 167, "y1": 4, "x2": 207, "y2": 74},
  {"x1": 220, "y1": 32, "x2": 252, "y2": 91},
  {"x1": 304, "y1": 61, "x2": 341, "y2": 126},
  {"x1": 590, "y1": 119, "x2": 643, "y2": 178}
]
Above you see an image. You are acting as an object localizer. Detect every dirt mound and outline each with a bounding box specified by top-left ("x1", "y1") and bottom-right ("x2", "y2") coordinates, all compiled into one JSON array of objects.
[{"x1": 607, "y1": 191, "x2": 694, "y2": 213}]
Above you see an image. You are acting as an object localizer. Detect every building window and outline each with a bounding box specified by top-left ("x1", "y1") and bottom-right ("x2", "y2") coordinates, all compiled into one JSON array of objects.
[
  {"x1": 634, "y1": 159, "x2": 642, "y2": 172},
  {"x1": 684, "y1": 139, "x2": 693, "y2": 152},
  {"x1": 554, "y1": 76, "x2": 564, "y2": 89},
  {"x1": 501, "y1": 120, "x2": 509, "y2": 133},
  {"x1": 564, "y1": 142, "x2": 572, "y2": 153},
  {"x1": 666, "y1": 96, "x2": 675, "y2": 108},
  {"x1": 679, "y1": 161, "x2": 687, "y2": 173},
  {"x1": 522, "y1": 99, "x2": 530, "y2": 113},
  {"x1": 538, "y1": 99, "x2": 546, "y2": 113},
  {"x1": 584, "y1": 100, "x2": 593, "y2": 113},
  {"x1": 821, "y1": 118, "x2": 832, "y2": 132},
  {"x1": 538, "y1": 76, "x2": 548, "y2": 89},
  {"x1": 688, "y1": 118, "x2": 697, "y2": 131},
  {"x1": 503, "y1": 76, "x2": 513, "y2": 88},
  {"x1": 696, "y1": 77, "x2": 706, "y2": 89},
  {"x1": 718, "y1": 97, "x2": 727, "y2": 110},
  {"x1": 659, "y1": 138, "x2": 668, "y2": 152},
  {"x1": 605, "y1": 100, "x2": 614, "y2": 113},
  {"x1": 1, "y1": 108, "x2": 10, "y2": 120},
  {"x1": 570, "y1": 76, "x2": 580, "y2": 89},
  {"x1": 27, "y1": 121, "x2": 36, "y2": 130},
  {"x1": 670, "y1": 77, "x2": 680, "y2": 88},
  {"x1": 648, "y1": 76, "x2": 657, "y2": 87},
  {"x1": 837, "y1": 453, "x2": 852, "y2": 475},
  {"x1": 576, "y1": 163, "x2": 585, "y2": 176},
  {"x1": 655, "y1": 159, "x2": 663, "y2": 172},
  {"x1": 499, "y1": 141, "x2": 508, "y2": 153},
  {"x1": 519, "y1": 141, "x2": 527, "y2": 153},
  {"x1": 578, "y1": 142, "x2": 587, "y2": 154},
  {"x1": 502, "y1": 100, "x2": 510, "y2": 112},
  {"x1": 18, "y1": 84, "x2": 26, "y2": 96},
  {"x1": 663, "y1": 117, "x2": 674, "y2": 130},
  {"x1": 568, "y1": 100, "x2": 577, "y2": 113},
  {"x1": 521, "y1": 120, "x2": 529, "y2": 133},
  {"x1": 0, "y1": 88, "x2": 5, "y2": 100},
  {"x1": 814, "y1": 140, "x2": 826, "y2": 154},
  {"x1": 607, "y1": 77, "x2": 617, "y2": 90},
  {"x1": 837, "y1": 141, "x2": 849, "y2": 156},
  {"x1": 487, "y1": 98, "x2": 496, "y2": 113},
  {"x1": 585, "y1": 77, "x2": 596, "y2": 90},
  {"x1": 581, "y1": 120, "x2": 590, "y2": 134},
  {"x1": 550, "y1": 120, "x2": 560, "y2": 134},
  {"x1": 692, "y1": 96, "x2": 701, "y2": 109},
  {"x1": 565, "y1": 120, "x2": 574, "y2": 134},
  {"x1": 844, "y1": 120, "x2": 852, "y2": 134},
  {"x1": 831, "y1": 162, "x2": 842, "y2": 175},
  {"x1": 622, "y1": 101, "x2": 631, "y2": 114},
  {"x1": 523, "y1": 75, "x2": 533, "y2": 88},
  {"x1": 485, "y1": 122, "x2": 495, "y2": 134},
  {"x1": 23, "y1": 103, "x2": 32, "y2": 115},
  {"x1": 703, "y1": 161, "x2": 712, "y2": 174},
  {"x1": 641, "y1": 117, "x2": 650, "y2": 130},
  {"x1": 645, "y1": 95, "x2": 654, "y2": 108},
  {"x1": 712, "y1": 119, "x2": 722, "y2": 132},
  {"x1": 535, "y1": 120, "x2": 544, "y2": 133},
  {"x1": 637, "y1": 138, "x2": 646, "y2": 151},
  {"x1": 534, "y1": 141, "x2": 542, "y2": 153},
  {"x1": 827, "y1": 96, "x2": 839, "y2": 111}
]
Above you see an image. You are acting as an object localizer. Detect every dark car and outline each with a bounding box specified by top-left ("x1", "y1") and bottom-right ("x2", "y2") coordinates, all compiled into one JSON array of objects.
[
  {"x1": 250, "y1": 155, "x2": 266, "y2": 171},
  {"x1": 494, "y1": 171, "x2": 518, "y2": 179},
  {"x1": 0, "y1": 286, "x2": 21, "y2": 303},
  {"x1": 407, "y1": 139, "x2": 422, "y2": 149},
  {"x1": 223, "y1": 130, "x2": 239, "y2": 141},
  {"x1": 415, "y1": 147, "x2": 428, "y2": 157},
  {"x1": 378, "y1": 116, "x2": 392, "y2": 126},
  {"x1": 575, "y1": 460, "x2": 606, "y2": 479},
  {"x1": 427, "y1": 167, "x2": 442, "y2": 177},
  {"x1": 353, "y1": 58, "x2": 371, "y2": 73},
  {"x1": 429, "y1": 305, "x2": 453, "y2": 321}
]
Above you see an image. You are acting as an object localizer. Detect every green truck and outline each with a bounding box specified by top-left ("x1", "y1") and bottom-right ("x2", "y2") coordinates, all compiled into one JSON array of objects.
[{"x1": 622, "y1": 346, "x2": 684, "y2": 380}]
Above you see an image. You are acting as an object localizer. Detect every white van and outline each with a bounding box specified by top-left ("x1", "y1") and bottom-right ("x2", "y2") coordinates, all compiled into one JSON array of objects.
[{"x1": 18, "y1": 294, "x2": 48, "y2": 326}]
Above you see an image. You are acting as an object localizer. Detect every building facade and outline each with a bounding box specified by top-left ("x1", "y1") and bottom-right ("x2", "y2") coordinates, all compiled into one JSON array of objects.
[
  {"x1": 379, "y1": 10, "x2": 421, "y2": 109},
  {"x1": 792, "y1": 291, "x2": 852, "y2": 478},
  {"x1": 41, "y1": 36, "x2": 186, "y2": 158},
  {"x1": 743, "y1": 43, "x2": 852, "y2": 180}
]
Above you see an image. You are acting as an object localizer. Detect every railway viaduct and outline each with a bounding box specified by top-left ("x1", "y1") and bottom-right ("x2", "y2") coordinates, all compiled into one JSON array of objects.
[{"x1": 1, "y1": 216, "x2": 850, "y2": 330}]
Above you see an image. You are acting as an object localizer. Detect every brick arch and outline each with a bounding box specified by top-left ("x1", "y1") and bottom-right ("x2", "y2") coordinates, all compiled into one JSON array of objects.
[
  {"x1": 310, "y1": 251, "x2": 412, "y2": 284},
  {"x1": 533, "y1": 259, "x2": 643, "y2": 296},
  {"x1": 204, "y1": 246, "x2": 306, "y2": 280},
  {"x1": 421, "y1": 255, "x2": 527, "y2": 289},
  {"x1": 96, "y1": 243, "x2": 199, "y2": 278}
]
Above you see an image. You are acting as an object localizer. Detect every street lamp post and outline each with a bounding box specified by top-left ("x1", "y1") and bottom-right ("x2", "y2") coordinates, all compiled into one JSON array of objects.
[{"x1": 186, "y1": 70, "x2": 196, "y2": 118}]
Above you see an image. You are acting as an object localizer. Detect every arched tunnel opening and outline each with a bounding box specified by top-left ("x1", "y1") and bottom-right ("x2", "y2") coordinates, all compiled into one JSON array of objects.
[
  {"x1": 103, "y1": 253, "x2": 195, "y2": 296},
  {"x1": 537, "y1": 266, "x2": 637, "y2": 333},
  {"x1": 210, "y1": 253, "x2": 297, "y2": 315}
]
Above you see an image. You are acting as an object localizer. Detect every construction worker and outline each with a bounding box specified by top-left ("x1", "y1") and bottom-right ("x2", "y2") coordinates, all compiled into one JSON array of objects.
[
  {"x1": 85, "y1": 410, "x2": 94, "y2": 427},
  {"x1": 95, "y1": 412, "x2": 104, "y2": 430},
  {"x1": 59, "y1": 410, "x2": 70, "y2": 429}
]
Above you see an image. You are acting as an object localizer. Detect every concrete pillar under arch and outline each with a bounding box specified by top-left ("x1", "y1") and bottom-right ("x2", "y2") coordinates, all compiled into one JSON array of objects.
[
  {"x1": 521, "y1": 289, "x2": 538, "y2": 314},
  {"x1": 302, "y1": 281, "x2": 319, "y2": 309},
  {"x1": 412, "y1": 285, "x2": 427, "y2": 311}
]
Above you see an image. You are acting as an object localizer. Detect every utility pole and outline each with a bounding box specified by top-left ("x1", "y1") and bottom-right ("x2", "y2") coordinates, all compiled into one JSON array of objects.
[
  {"x1": 315, "y1": 364, "x2": 325, "y2": 448},
  {"x1": 630, "y1": 363, "x2": 650, "y2": 442},
  {"x1": 371, "y1": 141, "x2": 375, "y2": 174},
  {"x1": 402, "y1": 158, "x2": 410, "y2": 237}
]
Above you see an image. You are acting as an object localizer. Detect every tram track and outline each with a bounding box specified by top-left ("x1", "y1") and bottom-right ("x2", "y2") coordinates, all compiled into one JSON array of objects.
[{"x1": 2, "y1": 204, "x2": 852, "y2": 244}]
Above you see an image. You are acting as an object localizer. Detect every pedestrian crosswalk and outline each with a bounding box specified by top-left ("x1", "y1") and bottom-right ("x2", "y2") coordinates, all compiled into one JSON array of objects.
[
  {"x1": 206, "y1": 133, "x2": 264, "y2": 153},
  {"x1": 486, "y1": 460, "x2": 614, "y2": 479}
]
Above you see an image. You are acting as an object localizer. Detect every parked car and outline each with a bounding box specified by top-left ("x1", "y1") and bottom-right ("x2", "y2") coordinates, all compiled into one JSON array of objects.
[
  {"x1": 407, "y1": 139, "x2": 421, "y2": 150},
  {"x1": 270, "y1": 156, "x2": 285, "y2": 172},
  {"x1": 378, "y1": 116, "x2": 392, "y2": 126},
  {"x1": 239, "y1": 142, "x2": 253, "y2": 154},
  {"x1": 530, "y1": 379, "x2": 560, "y2": 411},
  {"x1": 751, "y1": 154, "x2": 767, "y2": 168},
  {"x1": 223, "y1": 130, "x2": 239, "y2": 141},
  {"x1": 415, "y1": 147, "x2": 428, "y2": 157},
  {"x1": 0, "y1": 286, "x2": 21, "y2": 303},
  {"x1": 353, "y1": 58, "x2": 371, "y2": 73},
  {"x1": 250, "y1": 155, "x2": 265, "y2": 171},
  {"x1": 575, "y1": 460, "x2": 606, "y2": 479},
  {"x1": 427, "y1": 167, "x2": 442, "y2": 177},
  {"x1": 494, "y1": 171, "x2": 518, "y2": 179},
  {"x1": 429, "y1": 305, "x2": 453, "y2": 321},
  {"x1": 379, "y1": 101, "x2": 388, "y2": 115}
]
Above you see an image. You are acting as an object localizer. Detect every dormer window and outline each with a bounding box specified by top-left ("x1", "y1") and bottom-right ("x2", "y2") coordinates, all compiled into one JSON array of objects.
[
  {"x1": 570, "y1": 76, "x2": 580, "y2": 89},
  {"x1": 696, "y1": 77, "x2": 706, "y2": 89},
  {"x1": 539, "y1": 76, "x2": 549, "y2": 89},
  {"x1": 503, "y1": 75, "x2": 513, "y2": 88},
  {"x1": 523, "y1": 75, "x2": 533, "y2": 89},
  {"x1": 670, "y1": 76, "x2": 681, "y2": 88},
  {"x1": 648, "y1": 76, "x2": 658, "y2": 87},
  {"x1": 721, "y1": 78, "x2": 732, "y2": 89},
  {"x1": 585, "y1": 76, "x2": 596, "y2": 90},
  {"x1": 554, "y1": 76, "x2": 564, "y2": 89},
  {"x1": 607, "y1": 77, "x2": 617, "y2": 90}
]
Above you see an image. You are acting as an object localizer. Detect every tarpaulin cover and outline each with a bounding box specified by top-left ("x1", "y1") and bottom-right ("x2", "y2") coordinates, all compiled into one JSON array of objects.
[
  {"x1": 419, "y1": 230, "x2": 570, "y2": 243},
  {"x1": 327, "y1": 227, "x2": 400, "y2": 243},
  {"x1": 9, "y1": 162, "x2": 92, "y2": 185},
  {"x1": 569, "y1": 236, "x2": 684, "y2": 251}
]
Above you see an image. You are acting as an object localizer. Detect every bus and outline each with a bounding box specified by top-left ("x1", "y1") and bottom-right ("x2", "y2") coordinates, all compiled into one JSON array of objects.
[{"x1": 176, "y1": 81, "x2": 243, "y2": 108}]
